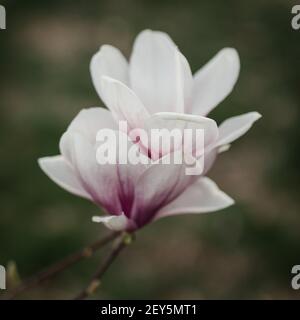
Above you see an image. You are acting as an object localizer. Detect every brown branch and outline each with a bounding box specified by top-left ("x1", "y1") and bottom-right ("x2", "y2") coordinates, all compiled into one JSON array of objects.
[
  {"x1": 74, "y1": 233, "x2": 133, "y2": 300},
  {"x1": 6, "y1": 231, "x2": 120, "y2": 299}
]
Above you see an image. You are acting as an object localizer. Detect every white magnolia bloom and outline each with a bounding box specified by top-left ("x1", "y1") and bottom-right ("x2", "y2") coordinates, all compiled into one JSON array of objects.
[{"x1": 39, "y1": 30, "x2": 261, "y2": 232}]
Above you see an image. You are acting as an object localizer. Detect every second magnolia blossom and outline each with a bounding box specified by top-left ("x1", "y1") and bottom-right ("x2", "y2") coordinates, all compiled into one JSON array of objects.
[
  {"x1": 39, "y1": 107, "x2": 260, "y2": 232},
  {"x1": 38, "y1": 29, "x2": 261, "y2": 232}
]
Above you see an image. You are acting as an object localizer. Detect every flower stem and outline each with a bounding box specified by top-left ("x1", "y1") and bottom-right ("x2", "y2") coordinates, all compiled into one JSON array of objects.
[
  {"x1": 6, "y1": 231, "x2": 120, "y2": 299},
  {"x1": 74, "y1": 232, "x2": 133, "y2": 300}
]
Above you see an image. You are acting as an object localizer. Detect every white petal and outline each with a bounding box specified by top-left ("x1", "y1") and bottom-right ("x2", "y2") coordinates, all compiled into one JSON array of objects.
[
  {"x1": 90, "y1": 45, "x2": 129, "y2": 104},
  {"x1": 144, "y1": 112, "x2": 219, "y2": 158},
  {"x1": 129, "y1": 29, "x2": 192, "y2": 114},
  {"x1": 156, "y1": 177, "x2": 234, "y2": 218},
  {"x1": 191, "y1": 48, "x2": 240, "y2": 116},
  {"x1": 38, "y1": 155, "x2": 91, "y2": 200},
  {"x1": 59, "y1": 107, "x2": 116, "y2": 161},
  {"x1": 178, "y1": 51, "x2": 194, "y2": 110},
  {"x1": 216, "y1": 112, "x2": 261, "y2": 147},
  {"x1": 100, "y1": 76, "x2": 149, "y2": 130},
  {"x1": 65, "y1": 107, "x2": 116, "y2": 142},
  {"x1": 92, "y1": 214, "x2": 129, "y2": 231}
]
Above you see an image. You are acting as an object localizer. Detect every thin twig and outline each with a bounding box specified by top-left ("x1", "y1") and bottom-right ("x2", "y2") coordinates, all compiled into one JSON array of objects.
[
  {"x1": 74, "y1": 233, "x2": 133, "y2": 300},
  {"x1": 6, "y1": 231, "x2": 120, "y2": 299}
]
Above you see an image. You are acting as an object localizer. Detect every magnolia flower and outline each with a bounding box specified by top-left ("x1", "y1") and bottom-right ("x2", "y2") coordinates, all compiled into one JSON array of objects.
[{"x1": 38, "y1": 30, "x2": 261, "y2": 232}]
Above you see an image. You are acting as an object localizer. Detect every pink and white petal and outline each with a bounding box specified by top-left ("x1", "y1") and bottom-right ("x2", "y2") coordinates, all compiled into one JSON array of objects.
[
  {"x1": 100, "y1": 76, "x2": 150, "y2": 130},
  {"x1": 59, "y1": 107, "x2": 117, "y2": 161},
  {"x1": 216, "y1": 112, "x2": 261, "y2": 147},
  {"x1": 72, "y1": 131, "x2": 147, "y2": 216},
  {"x1": 113, "y1": 133, "x2": 149, "y2": 214},
  {"x1": 143, "y1": 112, "x2": 219, "y2": 158},
  {"x1": 71, "y1": 133, "x2": 123, "y2": 214},
  {"x1": 129, "y1": 29, "x2": 190, "y2": 114},
  {"x1": 90, "y1": 45, "x2": 129, "y2": 103},
  {"x1": 38, "y1": 155, "x2": 91, "y2": 200},
  {"x1": 191, "y1": 48, "x2": 240, "y2": 116},
  {"x1": 132, "y1": 152, "x2": 197, "y2": 227},
  {"x1": 92, "y1": 213, "x2": 129, "y2": 231},
  {"x1": 156, "y1": 177, "x2": 234, "y2": 219}
]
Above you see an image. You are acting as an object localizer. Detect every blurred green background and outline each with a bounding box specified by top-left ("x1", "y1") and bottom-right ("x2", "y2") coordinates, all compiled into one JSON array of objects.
[{"x1": 1, "y1": 0, "x2": 300, "y2": 299}]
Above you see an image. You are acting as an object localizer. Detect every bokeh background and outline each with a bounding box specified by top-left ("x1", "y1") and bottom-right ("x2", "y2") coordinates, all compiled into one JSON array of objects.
[{"x1": 1, "y1": 0, "x2": 300, "y2": 299}]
